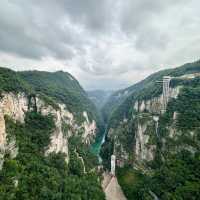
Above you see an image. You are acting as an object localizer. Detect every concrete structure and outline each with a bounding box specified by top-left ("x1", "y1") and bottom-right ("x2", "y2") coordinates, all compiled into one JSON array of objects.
[
  {"x1": 111, "y1": 155, "x2": 116, "y2": 176},
  {"x1": 102, "y1": 172, "x2": 127, "y2": 200},
  {"x1": 156, "y1": 76, "x2": 171, "y2": 114},
  {"x1": 156, "y1": 73, "x2": 199, "y2": 114},
  {"x1": 162, "y1": 76, "x2": 171, "y2": 113}
]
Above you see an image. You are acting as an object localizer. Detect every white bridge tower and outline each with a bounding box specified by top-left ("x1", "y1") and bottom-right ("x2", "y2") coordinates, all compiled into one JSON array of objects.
[
  {"x1": 111, "y1": 155, "x2": 116, "y2": 176},
  {"x1": 161, "y1": 76, "x2": 171, "y2": 113}
]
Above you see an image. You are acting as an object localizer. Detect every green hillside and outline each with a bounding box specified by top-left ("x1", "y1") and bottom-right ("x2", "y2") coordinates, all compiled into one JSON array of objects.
[
  {"x1": 0, "y1": 67, "x2": 30, "y2": 93},
  {"x1": 103, "y1": 60, "x2": 200, "y2": 129},
  {"x1": 20, "y1": 70, "x2": 100, "y2": 125},
  {"x1": 0, "y1": 67, "x2": 105, "y2": 199},
  {"x1": 0, "y1": 112, "x2": 105, "y2": 200},
  {"x1": 101, "y1": 60, "x2": 200, "y2": 200}
]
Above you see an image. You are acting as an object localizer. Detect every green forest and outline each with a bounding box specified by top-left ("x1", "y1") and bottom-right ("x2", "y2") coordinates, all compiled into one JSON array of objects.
[
  {"x1": 0, "y1": 111, "x2": 105, "y2": 200},
  {"x1": 0, "y1": 67, "x2": 105, "y2": 200},
  {"x1": 0, "y1": 60, "x2": 200, "y2": 200},
  {"x1": 101, "y1": 61, "x2": 200, "y2": 200}
]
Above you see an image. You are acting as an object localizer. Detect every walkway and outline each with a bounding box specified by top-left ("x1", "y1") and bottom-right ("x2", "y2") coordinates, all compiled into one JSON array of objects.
[{"x1": 102, "y1": 172, "x2": 127, "y2": 200}]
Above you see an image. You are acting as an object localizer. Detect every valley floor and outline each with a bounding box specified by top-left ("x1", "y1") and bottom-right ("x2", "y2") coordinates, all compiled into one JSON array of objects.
[{"x1": 102, "y1": 172, "x2": 127, "y2": 200}]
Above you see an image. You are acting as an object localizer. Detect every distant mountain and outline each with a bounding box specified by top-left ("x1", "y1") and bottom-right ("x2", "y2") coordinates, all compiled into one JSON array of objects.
[{"x1": 87, "y1": 90, "x2": 113, "y2": 110}]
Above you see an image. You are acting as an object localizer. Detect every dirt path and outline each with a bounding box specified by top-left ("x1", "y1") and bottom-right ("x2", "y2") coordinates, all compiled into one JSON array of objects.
[{"x1": 102, "y1": 173, "x2": 127, "y2": 200}]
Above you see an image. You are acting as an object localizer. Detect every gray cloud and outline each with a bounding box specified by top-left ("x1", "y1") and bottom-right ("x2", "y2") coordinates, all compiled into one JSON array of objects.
[{"x1": 0, "y1": 0, "x2": 199, "y2": 90}]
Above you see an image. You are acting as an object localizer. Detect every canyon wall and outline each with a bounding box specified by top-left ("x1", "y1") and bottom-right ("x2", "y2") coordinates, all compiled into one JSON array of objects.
[{"x1": 0, "y1": 92, "x2": 97, "y2": 168}]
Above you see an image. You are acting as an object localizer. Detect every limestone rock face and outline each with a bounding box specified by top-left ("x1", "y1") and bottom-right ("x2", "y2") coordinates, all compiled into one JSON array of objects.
[
  {"x1": 0, "y1": 93, "x2": 29, "y2": 146},
  {"x1": 36, "y1": 99, "x2": 71, "y2": 162},
  {"x1": 0, "y1": 112, "x2": 6, "y2": 150},
  {"x1": 82, "y1": 111, "x2": 96, "y2": 144},
  {"x1": 113, "y1": 86, "x2": 182, "y2": 166},
  {"x1": 133, "y1": 86, "x2": 182, "y2": 114},
  {"x1": 0, "y1": 93, "x2": 28, "y2": 169},
  {"x1": 135, "y1": 122, "x2": 156, "y2": 162},
  {"x1": 35, "y1": 100, "x2": 97, "y2": 162},
  {"x1": 0, "y1": 92, "x2": 97, "y2": 168},
  {"x1": 133, "y1": 87, "x2": 181, "y2": 162},
  {"x1": 0, "y1": 93, "x2": 29, "y2": 123}
]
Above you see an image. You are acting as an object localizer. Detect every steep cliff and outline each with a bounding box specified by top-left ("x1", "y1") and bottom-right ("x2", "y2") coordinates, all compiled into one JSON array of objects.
[
  {"x1": 101, "y1": 61, "x2": 200, "y2": 165},
  {"x1": 0, "y1": 93, "x2": 97, "y2": 168},
  {"x1": 102, "y1": 60, "x2": 200, "y2": 124},
  {"x1": 19, "y1": 70, "x2": 100, "y2": 125},
  {"x1": 0, "y1": 68, "x2": 99, "y2": 161},
  {"x1": 101, "y1": 61, "x2": 200, "y2": 199},
  {"x1": 0, "y1": 67, "x2": 105, "y2": 199}
]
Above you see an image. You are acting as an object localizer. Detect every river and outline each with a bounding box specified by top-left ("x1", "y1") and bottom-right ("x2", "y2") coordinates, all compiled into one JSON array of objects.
[{"x1": 91, "y1": 126, "x2": 106, "y2": 162}]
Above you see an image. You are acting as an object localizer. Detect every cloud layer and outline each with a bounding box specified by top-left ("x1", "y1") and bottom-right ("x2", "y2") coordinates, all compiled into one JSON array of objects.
[{"x1": 0, "y1": 0, "x2": 200, "y2": 90}]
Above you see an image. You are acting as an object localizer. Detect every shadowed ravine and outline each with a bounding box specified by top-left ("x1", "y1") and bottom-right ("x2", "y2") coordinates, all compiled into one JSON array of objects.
[
  {"x1": 91, "y1": 123, "x2": 107, "y2": 161},
  {"x1": 91, "y1": 122, "x2": 127, "y2": 200}
]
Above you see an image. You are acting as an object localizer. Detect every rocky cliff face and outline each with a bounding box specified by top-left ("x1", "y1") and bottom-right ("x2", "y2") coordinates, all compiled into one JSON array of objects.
[
  {"x1": 0, "y1": 93, "x2": 28, "y2": 168},
  {"x1": 0, "y1": 92, "x2": 97, "y2": 168},
  {"x1": 133, "y1": 86, "x2": 181, "y2": 114},
  {"x1": 132, "y1": 86, "x2": 181, "y2": 164},
  {"x1": 135, "y1": 121, "x2": 155, "y2": 162},
  {"x1": 104, "y1": 72, "x2": 200, "y2": 169},
  {"x1": 82, "y1": 111, "x2": 96, "y2": 145},
  {"x1": 105, "y1": 85, "x2": 182, "y2": 167}
]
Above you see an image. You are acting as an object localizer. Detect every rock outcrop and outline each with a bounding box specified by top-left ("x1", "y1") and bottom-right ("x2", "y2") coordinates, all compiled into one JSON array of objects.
[
  {"x1": 0, "y1": 92, "x2": 97, "y2": 168},
  {"x1": 107, "y1": 85, "x2": 182, "y2": 167},
  {"x1": 36, "y1": 99, "x2": 71, "y2": 162},
  {"x1": 133, "y1": 86, "x2": 181, "y2": 163},
  {"x1": 82, "y1": 111, "x2": 96, "y2": 144},
  {"x1": 133, "y1": 86, "x2": 181, "y2": 114},
  {"x1": 0, "y1": 93, "x2": 28, "y2": 169},
  {"x1": 135, "y1": 122, "x2": 155, "y2": 162}
]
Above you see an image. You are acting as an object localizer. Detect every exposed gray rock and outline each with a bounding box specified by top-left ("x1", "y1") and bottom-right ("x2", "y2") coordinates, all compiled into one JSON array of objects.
[{"x1": 0, "y1": 92, "x2": 97, "y2": 169}]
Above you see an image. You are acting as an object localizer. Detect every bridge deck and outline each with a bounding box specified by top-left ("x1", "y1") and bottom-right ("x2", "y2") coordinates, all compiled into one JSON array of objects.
[{"x1": 102, "y1": 172, "x2": 127, "y2": 200}]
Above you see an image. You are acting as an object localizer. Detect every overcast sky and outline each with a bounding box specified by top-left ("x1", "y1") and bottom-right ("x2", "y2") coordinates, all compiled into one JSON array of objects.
[{"x1": 0, "y1": 0, "x2": 200, "y2": 90}]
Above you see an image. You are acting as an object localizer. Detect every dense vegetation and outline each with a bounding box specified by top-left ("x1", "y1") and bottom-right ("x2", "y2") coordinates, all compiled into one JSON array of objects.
[
  {"x1": 150, "y1": 151, "x2": 200, "y2": 199},
  {"x1": 147, "y1": 78, "x2": 200, "y2": 199},
  {"x1": 117, "y1": 167, "x2": 151, "y2": 199},
  {"x1": 0, "y1": 67, "x2": 101, "y2": 126},
  {"x1": 117, "y1": 150, "x2": 200, "y2": 200},
  {"x1": 112, "y1": 79, "x2": 200, "y2": 199},
  {"x1": 0, "y1": 112, "x2": 105, "y2": 200},
  {"x1": 1, "y1": 60, "x2": 200, "y2": 200},
  {"x1": 0, "y1": 67, "x2": 30, "y2": 94},
  {"x1": 0, "y1": 67, "x2": 106, "y2": 199},
  {"x1": 101, "y1": 61, "x2": 200, "y2": 200},
  {"x1": 122, "y1": 80, "x2": 200, "y2": 199},
  {"x1": 20, "y1": 71, "x2": 101, "y2": 125},
  {"x1": 0, "y1": 67, "x2": 103, "y2": 129},
  {"x1": 102, "y1": 60, "x2": 200, "y2": 128}
]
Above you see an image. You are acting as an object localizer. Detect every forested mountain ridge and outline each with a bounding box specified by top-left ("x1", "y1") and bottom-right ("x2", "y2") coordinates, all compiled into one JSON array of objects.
[
  {"x1": 20, "y1": 70, "x2": 101, "y2": 124},
  {"x1": 102, "y1": 60, "x2": 200, "y2": 125},
  {"x1": 101, "y1": 60, "x2": 200, "y2": 199},
  {"x1": 1, "y1": 60, "x2": 200, "y2": 199},
  {"x1": 0, "y1": 67, "x2": 105, "y2": 199}
]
